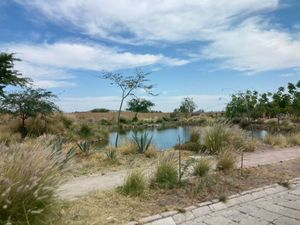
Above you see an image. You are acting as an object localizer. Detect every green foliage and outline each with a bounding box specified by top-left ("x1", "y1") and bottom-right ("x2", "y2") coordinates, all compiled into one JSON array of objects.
[
  {"x1": 190, "y1": 128, "x2": 200, "y2": 143},
  {"x1": 51, "y1": 137, "x2": 76, "y2": 168},
  {"x1": 0, "y1": 88, "x2": 59, "y2": 138},
  {"x1": 194, "y1": 158, "x2": 210, "y2": 177},
  {"x1": 105, "y1": 146, "x2": 118, "y2": 162},
  {"x1": 203, "y1": 124, "x2": 230, "y2": 154},
  {"x1": 79, "y1": 124, "x2": 92, "y2": 138},
  {"x1": 120, "y1": 170, "x2": 147, "y2": 196},
  {"x1": 174, "y1": 142, "x2": 204, "y2": 152},
  {"x1": 127, "y1": 98, "x2": 155, "y2": 119},
  {"x1": 226, "y1": 81, "x2": 300, "y2": 122},
  {"x1": 0, "y1": 144, "x2": 61, "y2": 225},
  {"x1": 154, "y1": 161, "x2": 178, "y2": 188},
  {"x1": 216, "y1": 150, "x2": 236, "y2": 171},
  {"x1": 132, "y1": 131, "x2": 153, "y2": 154},
  {"x1": 77, "y1": 141, "x2": 91, "y2": 157},
  {"x1": 0, "y1": 52, "x2": 30, "y2": 97},
  {"x1": 90, "y1": 108, "x2": 110, "y2": 113},
  {"x1": 174, "y1": 97, "x2": 197, "y2": 114}
]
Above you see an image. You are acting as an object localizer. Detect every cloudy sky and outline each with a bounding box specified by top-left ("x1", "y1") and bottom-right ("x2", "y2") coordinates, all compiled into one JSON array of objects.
[{"x1": 1, "y1": 0, "x2": 300, "y2": 112}]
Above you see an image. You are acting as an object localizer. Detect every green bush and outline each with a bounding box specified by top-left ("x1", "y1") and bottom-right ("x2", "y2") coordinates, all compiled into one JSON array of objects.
[
  {"x1": 120, "y1": 170, "x2": 147, "y2": 196},
  {"x1": 190, "y1": 129, "x2": 200, "y2": 143},
  {"x1": 216, "y1": 150, "x2": 237, "y2": 172},
  {"x1": 203, "y1": 124, "x2": 230, "y2": 154},
  {"x1": 0, "y1": 143, "x2": 62, "y2": 225},
  {"x1": 154, "y1": 161, "x2": 178, "y2": 188},
  {"x1": 79, "y1": 124, "x2": 93, "y2": 138},
  {"x1": 194, "y1": 158, "x2": 210, "y2": 177},
  {"x1": 174, "y1": 142, "x2": 205, "y2": 152}
]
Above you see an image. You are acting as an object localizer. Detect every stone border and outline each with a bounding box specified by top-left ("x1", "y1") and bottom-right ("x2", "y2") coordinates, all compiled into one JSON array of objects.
[{"x1": 125, "y1": 177, "x2": 300, "y2": 225}]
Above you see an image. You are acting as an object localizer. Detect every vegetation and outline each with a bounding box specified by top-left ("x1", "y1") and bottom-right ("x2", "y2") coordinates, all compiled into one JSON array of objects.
[
  {"x1": 226, "y1": 81, "x2": 300, "y2": 129},
  {"x1": 127, "y1": 97, "x2": 155, "y2": 120},
  {"x1": 193, "y1": 158, "x2": 211, "y2": 177},
  {"x1": 102, "y1": 69, "x2": 156, "y2": 147},
  {"x1": 216, "y1": 150, "x2": 237, "y2": 172},
  {"x1": 0, "y1": 143, "x2": 62, "y2": 225},
  {"x1": 77, "y1": 141, "x2": 91, "y2": 157},
  {"x1": 174, "y1": 97, "x2": 197, "y2": 116},
  {"x1": 0, "y1": 52, "x2": 30, "y2": 97},
  {"x1": 105, "y1": 146, "x2": 118, "y2": 162},
  {"x1": 120, "y1": 170, "x2": 147, "y2": 196},
  {"x1": 0, "y1": 88, "x2": 59, "y2": 138},
  {"x1": 153, "y1": 160, "x2": 178, "y2": 188},
  {"x1": 132, "y1": 131, "x2": 153, "y2": 154}
]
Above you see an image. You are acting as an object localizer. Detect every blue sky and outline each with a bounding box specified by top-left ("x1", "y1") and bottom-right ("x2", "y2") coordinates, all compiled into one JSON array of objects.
[{"x1": 1, "y1": 0, "x2": 300, "y2": 112}]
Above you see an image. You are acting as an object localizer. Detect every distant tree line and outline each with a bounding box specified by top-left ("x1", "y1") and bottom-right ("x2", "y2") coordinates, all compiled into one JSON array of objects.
[{"x1": 226, "y1": 81, "x2": 300, "y2": 125}]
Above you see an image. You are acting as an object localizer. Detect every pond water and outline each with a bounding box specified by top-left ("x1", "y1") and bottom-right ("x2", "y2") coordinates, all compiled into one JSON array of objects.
[{"x1": 109, "y1": 127, "x2": 268, "y2": 149}]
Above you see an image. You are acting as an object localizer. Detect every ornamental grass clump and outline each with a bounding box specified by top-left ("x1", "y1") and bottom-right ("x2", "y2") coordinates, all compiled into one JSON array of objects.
[
  {"x1": 216, "y1": 149, "x2": 237, "y2": 172},
  {"x1": 203, "y1": 124, "x2": 230, "y2": 154},
  {"x1": 0, "y1": 143, "x2": 63, "y2": 225},
  {"x1": 193, "y1": 158, "x2": 211, "y2": 177},
  {"x1": 153, "y1": 158, "x2": 178, "y2": 188},
  {"x1": 120, "y1": 170, "x2": 147, "y2": 197}
]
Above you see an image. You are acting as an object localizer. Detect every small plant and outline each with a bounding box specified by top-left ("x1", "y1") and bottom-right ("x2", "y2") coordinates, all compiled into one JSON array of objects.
[
  {"x1": 132, "y1": 131, "x2": 153, "y2": 154},
  {"x1": 118, "y1": 141, "x2": 138, "y2": 155},
  {"x1": 278, "y1": 180, "x2": 290, "y2": 189},
  {"x1": 174, "y1": 142, "x2": 204, "y2": 152},
  {"x1": 194, "y1": 158, "x2": 210, "y2": 177},
  {"x1": 79, "y1": 124, "x2": 92, "y2": 138},
  {"x1": 190, "y1": 128, "x2": 200, "y2": 143},
  {"x1": 216, "y1": 150, "x2": 237, "y2": 172},
  {"x1": 105, "y1": 146, "x2": 118, "y2": 162},
  {"x1": 154, "y1": 161, "x2": 178, "y2": 188},
  {"x1": 120, "y1": 170, "x2": 147, "y2": 196},
  {"x1": 77, "y1": 141, "x2": 91, "y2": 157},
  {"x1": 219, "y1": 195, "x2": 228, "y2": 203},
  {"x1": 144, "y1": 145, "x2": 158, "y2": 158}
]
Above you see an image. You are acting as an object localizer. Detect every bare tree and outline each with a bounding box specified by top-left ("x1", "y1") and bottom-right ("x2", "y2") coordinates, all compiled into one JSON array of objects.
[{"x1": 102, "y1": 69, "x2": 156, "y2": 147}]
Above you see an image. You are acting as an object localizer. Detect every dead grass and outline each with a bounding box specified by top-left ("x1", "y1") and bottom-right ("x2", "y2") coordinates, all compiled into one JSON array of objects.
[{"x1": 58, "y1": 158, "x2": 300, "y2": 225}]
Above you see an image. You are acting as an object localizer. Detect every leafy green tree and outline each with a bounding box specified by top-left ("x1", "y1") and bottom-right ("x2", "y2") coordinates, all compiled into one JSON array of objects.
[
  {"x1": 127, "y1": 98, "x2": 155, "y2": 120},
  {"x1": 0, "y1": 88, "x2": 59, "y2": 138},
  {"x1": 0, "y1": 52, "x2": 30, "y2": 97},
  {"x1": 102, "y1": 69, "x2": 156, "y2": 147},
  {"x1": 176, "y1": 97, "x2": 197, "y2": 116}
]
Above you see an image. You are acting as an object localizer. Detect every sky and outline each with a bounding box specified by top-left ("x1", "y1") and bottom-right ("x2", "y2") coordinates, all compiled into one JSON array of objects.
[{"x1": 1, "y1": 0, "x2": 300, "y2": 112}]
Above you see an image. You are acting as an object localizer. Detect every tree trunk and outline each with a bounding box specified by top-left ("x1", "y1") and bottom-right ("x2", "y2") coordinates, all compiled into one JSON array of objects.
[
  {"x1": 115, "y1": 97, "x2": 125, "y2": 147},
  {"x1": 20, "y1": 115, "x2": 27, "y2": 139}
]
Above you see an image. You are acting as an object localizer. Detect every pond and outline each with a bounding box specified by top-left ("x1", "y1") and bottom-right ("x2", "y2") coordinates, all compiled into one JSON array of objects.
[{"x1": 109, "y1": 127, "x2": 268, "y2": 149}]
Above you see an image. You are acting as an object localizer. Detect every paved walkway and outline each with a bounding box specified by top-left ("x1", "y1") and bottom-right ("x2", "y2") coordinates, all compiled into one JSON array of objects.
[
  {"x1": 132, "y1": 178, "x2": 300, "y2": 225},
  {"x1": 58, "y1": 147, "x2": 300, "y2": 200}
]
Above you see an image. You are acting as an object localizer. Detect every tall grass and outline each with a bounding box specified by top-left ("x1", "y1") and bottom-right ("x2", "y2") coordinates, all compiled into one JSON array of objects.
[
  {"x1": 153, "y1": 157, "x2": 178, "y2": 188},
  {"x1": 190, "y1": 128, "x2": 200, "y2": 143},
  {"x1": 193, "y1": 158, "x2": 211, "y2": 177},
  {"x1": 264, "y1": 132, "x2": 300, "y2": 147},
  {"x1": 0, "y1": 143, "x2": 63, "y2": 225},
  {"x1": 216, "y1": 149, "x2": 237, "y2": 172},
  {"x1": 120, "y1": 170, "x2": 147, "y2": 196},
  {"x1": 203, "y1": 124, "x2": 230, "y2": 154}
]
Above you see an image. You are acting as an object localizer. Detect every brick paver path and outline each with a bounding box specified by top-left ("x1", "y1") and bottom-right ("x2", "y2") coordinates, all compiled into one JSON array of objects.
[{"x1": 139, "y1": 178, "x2": 300, "y2": 225}]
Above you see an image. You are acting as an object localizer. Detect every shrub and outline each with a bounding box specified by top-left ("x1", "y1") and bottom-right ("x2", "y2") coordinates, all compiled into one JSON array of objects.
[
  {"x1": 287, "y1": 133, "x2": 300, "y2": 146},
  {"x1": 132, "y1": 131, "x2": 153, "y2": 154},
  {"x1": 190, "y1": 128, "x2": 200, "y2": 143},
  {"x1": 144, "y1": 145, "x2": 158, "y2": 158},
  {"x1": 154, "y1": 161, "x2": 178, "y2": 188},
  {"x1": 174, "y1": 142, "x2": 205, "y2": 152},
  {"x1": 263, "y1": 134, "x2": 287, "y2": 147},
  {"x1": 91, "y1": 108, "x2": 110, "y2": 113},
  {"x1": 243, "y1": 140, "x2": 258, "y2": 152},
  {"x1": 105, "y1": 146, "x2": 118, "y2": 162},
  {"x1": 0, "y1": 143, "x2": 62, "y2": 225},
  {"x1": 120, "y1": 170, "x2": 147, "y2": 196},
  {"x1": 119, "y1": 117, "x2": 128, "y2": 124},
  {"x1": 79, "y1": 124, "x2": 93, "y2": 139},
  {"x1": 203, "y1": 124, "x2": 230, "y2": 154},
  {"x1": 77, "y1": 141, "x2": 91, "y2": 157},
  {"x1": 194, "y1": 158, "x2": 210, "y2": 177},
  {"x1": 118, "y1": 141, "x2": 138, "y2": 155},
  {"x1": 216, "y1": 150, "x2": 237, "y2": 172}
]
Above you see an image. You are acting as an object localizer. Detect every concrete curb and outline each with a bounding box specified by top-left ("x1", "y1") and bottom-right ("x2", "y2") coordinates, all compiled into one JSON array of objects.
[{"x1": 124, "y1": 177, "x2": 300, "y2": 225}]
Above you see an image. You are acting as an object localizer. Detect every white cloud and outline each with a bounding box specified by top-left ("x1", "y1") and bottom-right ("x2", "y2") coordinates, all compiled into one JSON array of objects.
[
  {"x1": 15, "y1": 0, "x2": 279, "y2": 43},
  {"x1": 201, "y1": 19, "x2": 300, "y2": 72},
  {"x1": 1, "y1": 42, "x2": 187, "y2": 88},
  {"x1": 57, "y1": 94, "x2": 228, "y2": 112}
]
